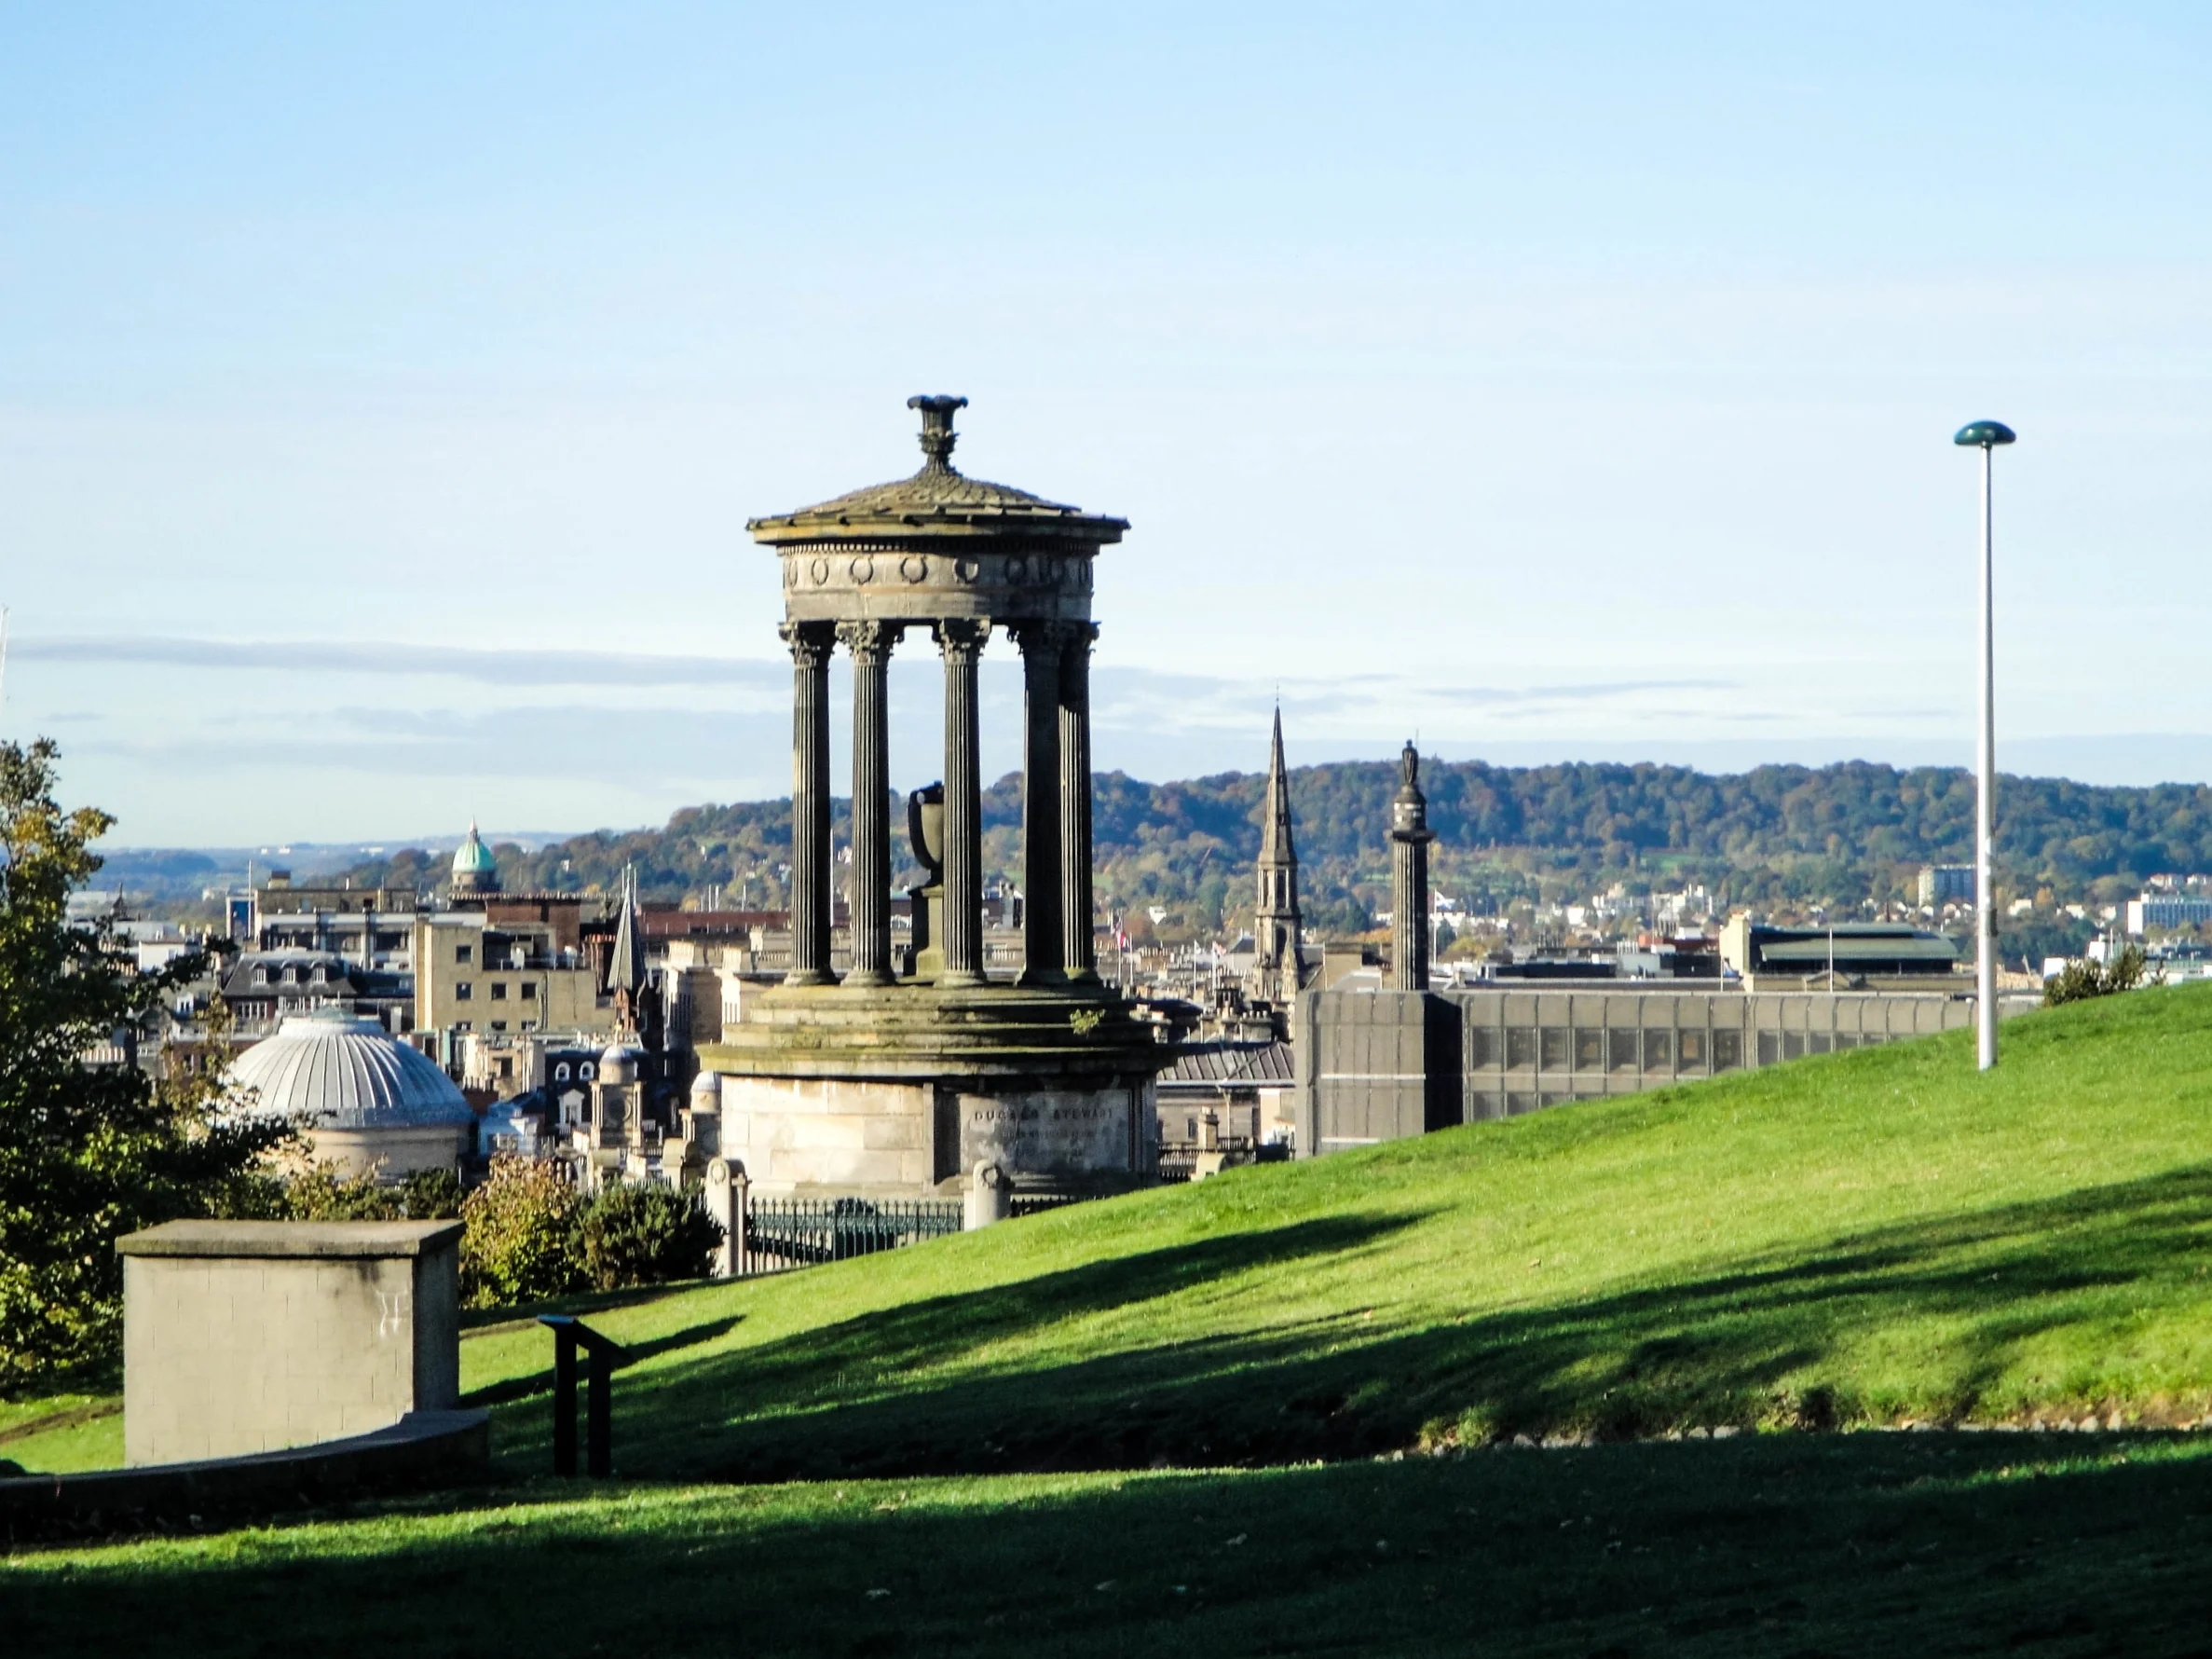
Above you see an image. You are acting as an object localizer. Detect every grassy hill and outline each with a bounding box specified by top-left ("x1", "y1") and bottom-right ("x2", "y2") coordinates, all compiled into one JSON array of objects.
[{"x1": 7, "y1": 986, "x2": 2212, "y2": 1652}]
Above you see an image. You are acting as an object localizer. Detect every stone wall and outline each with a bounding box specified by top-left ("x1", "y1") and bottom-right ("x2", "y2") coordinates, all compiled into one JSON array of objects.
[
  {"x1": 0, "y1": 1409, "x2": 488, "y2": 1541},
  {"x1": 716, "y1": 1072, "x2": 1157, "y2": 1195},
  {"x1": 118, "y1": 1220, "x2": 461, "y2": 1468}
]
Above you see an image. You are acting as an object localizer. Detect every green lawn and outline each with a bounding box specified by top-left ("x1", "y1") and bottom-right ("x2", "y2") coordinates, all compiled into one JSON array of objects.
[
  {"x1": 5, "y1": 1433, "x2": 2210, "y2": 1655},
  {"x1": 7, "y1": 985, "x2": 2212, "y2": 1651},
  {"x1": 474, "y1": 983, "x2": 2209, "y2": 1480}
]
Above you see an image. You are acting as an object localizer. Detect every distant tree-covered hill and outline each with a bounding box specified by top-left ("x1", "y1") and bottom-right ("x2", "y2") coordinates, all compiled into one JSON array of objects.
[{"x1": 328, "y1": 760, "x2": 2212, "y2": 940}]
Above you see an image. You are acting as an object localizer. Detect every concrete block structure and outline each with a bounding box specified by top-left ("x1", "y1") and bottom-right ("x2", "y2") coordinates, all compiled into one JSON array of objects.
[
  {"x1": 117, "y1": 1219, "x2": 462, "y2": 1468},
  {"x1": 1298, "y1": 988, "x2": 1988, "y2": 1156}
]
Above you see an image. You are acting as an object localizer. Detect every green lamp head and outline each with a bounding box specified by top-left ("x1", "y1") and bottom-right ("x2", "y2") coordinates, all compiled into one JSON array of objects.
[{"x1": 1953, "y1": 420, "x2": 2017, "y2": 447}]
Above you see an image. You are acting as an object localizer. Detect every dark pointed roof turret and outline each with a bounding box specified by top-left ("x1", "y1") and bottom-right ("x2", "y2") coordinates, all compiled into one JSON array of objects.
[
  {"x1": 606, "y1": 869, "x2": 645, "y2": 997},
  {"x1": 1260, "y1": 706, "x2": 1297, "y2": 866}
]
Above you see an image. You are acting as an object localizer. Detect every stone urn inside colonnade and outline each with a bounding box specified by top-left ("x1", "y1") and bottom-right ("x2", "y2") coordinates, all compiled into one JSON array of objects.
[{"x1": 695, "y1": 396, "x2": 1167, "y2": 1198}]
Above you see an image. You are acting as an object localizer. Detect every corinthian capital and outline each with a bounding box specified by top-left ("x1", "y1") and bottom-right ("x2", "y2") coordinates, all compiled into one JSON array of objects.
[
  {"x1": 778, "y1": 620, "x2": 837, "y2": 668},
  {"x1": 835, "y1": 619, "x2": 900, "y2": 665},
  {"x1": 934, "y1": 617, "x2": 990, "y2": 664},
  {"x1": 1008, "y1": 618, "x2": 1078, "y2": 655}
]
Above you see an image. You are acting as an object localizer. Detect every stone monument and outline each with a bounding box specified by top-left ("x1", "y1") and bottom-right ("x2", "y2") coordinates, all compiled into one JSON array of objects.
[
  {"x1": 117, "y1": 1219, "x2": 462, "y2": 1467},
  {"x1": 1390, "y1": 742, "x2": 1433, "y2": 992},
  {"x1": 698, "y1": 396, "x2": 1167, "y2": 1197}
]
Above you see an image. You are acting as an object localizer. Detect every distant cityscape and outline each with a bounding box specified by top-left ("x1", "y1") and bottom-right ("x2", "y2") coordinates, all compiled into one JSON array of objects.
[{"x1": 69, "y1": 711, "x2": 2212, "y2": 1194}]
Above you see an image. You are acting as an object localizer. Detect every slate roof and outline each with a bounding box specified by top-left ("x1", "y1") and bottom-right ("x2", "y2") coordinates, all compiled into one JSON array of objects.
[
  {"x1": 1759, "y1": 937, "x2": 1959, "y2": 967},
  {"x1": 223, "y1": 950, "x2": 365, "y2": 998},
  {"x1": 1161, "y1": 1039, "x2": 1295, "y2": 1088}
]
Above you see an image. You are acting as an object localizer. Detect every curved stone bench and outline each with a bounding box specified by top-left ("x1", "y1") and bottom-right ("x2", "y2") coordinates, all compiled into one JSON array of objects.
[{"x1": 0, "y1": 1407, "x2": 489, "y2": 1541}]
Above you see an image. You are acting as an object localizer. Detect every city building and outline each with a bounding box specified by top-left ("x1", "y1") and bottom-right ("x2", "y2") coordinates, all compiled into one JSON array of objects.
[
  {"x1": 1157, "y1": 1037, "x2": 1295, "y2": 1149},
  {"x1": 221, "y1": 949, "x2": 412, "y2": 1035},
  {"x1": 225, "y1": 1008, "x2": 475, "y2": 1179},
  {"x1": 1718, "y1": 914, "x2": 1960, "y2": 987},
  {"x1": 1298, "y1": 986, "x2": 1995, "y2": 1153},
  {"x1": 448, "y1": 822, "x2": 500, "y2": 898},
  {"x1": 411, "y1": 836, "x2": 619, "y2": 1046},
  {"x1": 1918, "y1": 864, "x2": 1975, "y2": 908},
  {"x1": 248, "y1": 871, "x2": 420, "y2": 969},
  {"x1": 2126, "y1": 894, "x2": 2212, "y2": 935},
  {"x1": 411, "y1": 911, "x2": 613, "y2": 1043},
  {"x1": 1290, "y1": 756, "x2": 2028, "y2": 1159}
]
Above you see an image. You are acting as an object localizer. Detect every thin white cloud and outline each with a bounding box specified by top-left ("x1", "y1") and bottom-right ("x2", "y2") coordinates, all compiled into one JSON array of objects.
[{"x1": 15, "y1": 635, "x2": 787, "y2": 690}]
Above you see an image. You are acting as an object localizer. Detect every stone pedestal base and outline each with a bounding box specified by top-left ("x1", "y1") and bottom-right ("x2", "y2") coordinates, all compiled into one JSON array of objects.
[
  {"x1": 117, "y1": 1220, "x2": 461, "y2": 1468},
  {"x1": 697, "y1": 981, "x2": 1166, "y2": 1197}
]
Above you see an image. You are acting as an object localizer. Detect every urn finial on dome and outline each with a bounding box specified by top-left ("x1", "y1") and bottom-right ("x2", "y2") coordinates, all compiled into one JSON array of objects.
[{"x1": 907, "y1": 393, "x2": 968, "y2": 472}]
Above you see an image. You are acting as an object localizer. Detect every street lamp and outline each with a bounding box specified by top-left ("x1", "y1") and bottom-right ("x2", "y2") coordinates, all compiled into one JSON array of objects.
[{"x1": 1953, "y1": 418, "x2": 2016, "y2": 1071}]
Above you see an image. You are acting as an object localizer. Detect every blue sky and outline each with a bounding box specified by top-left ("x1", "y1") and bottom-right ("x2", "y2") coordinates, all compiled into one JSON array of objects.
[{"x1": 2, "y1": 4, "x2": 2207, "y2": 845}]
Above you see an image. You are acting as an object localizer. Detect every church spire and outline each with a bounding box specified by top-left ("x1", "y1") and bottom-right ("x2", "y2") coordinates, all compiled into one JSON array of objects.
[
  {"x1": 606, "y1": 865, "x2": 645, "y2": 1003},
  {"x1": 1260, "y1": 705, "x2": 1296, "y2": 866},
  {"x1": 1254, "y1": 706, "x2": 1304, "y2": 1004}
]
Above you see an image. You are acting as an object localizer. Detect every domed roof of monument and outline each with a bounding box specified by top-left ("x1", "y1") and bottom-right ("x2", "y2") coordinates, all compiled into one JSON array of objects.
[
  {"x1": 451, "y1": 822, "x2": 497, "y2": 879},
  {"x1": 227, "y1": 1009, "x2": 473, "y2": 1130},
  {"x1": 747, "y1": 395, "x2": 1128, "y2": 541}
]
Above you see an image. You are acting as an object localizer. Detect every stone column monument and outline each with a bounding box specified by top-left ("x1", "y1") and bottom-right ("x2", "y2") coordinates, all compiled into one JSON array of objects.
[
  {"x1": 1391, "y1": 742, "x2": 1433, "y2": 993},
  {"x1": 700, "y1": 396, "x2": 1167, "y2": 1198}
]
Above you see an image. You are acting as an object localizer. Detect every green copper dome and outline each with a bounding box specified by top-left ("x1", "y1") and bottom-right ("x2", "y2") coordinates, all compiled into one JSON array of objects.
[{"x1": 450, "y1": 822, "x2": 498, "y2": 893}]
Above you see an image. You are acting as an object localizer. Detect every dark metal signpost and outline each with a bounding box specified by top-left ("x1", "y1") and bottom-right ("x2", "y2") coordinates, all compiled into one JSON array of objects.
[{"x1": 539, "y1": 1315, "x2": 631, "y2": 1478}]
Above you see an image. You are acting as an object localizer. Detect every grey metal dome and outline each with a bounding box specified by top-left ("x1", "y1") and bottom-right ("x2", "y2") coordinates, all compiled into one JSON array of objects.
[{"x1": 228, "y1": 1009, "x2": 473, "y2": 1129}]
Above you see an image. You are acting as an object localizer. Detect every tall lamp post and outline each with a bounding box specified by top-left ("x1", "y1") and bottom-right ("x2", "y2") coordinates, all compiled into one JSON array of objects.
[{"x1": 1954, "y1": 418, "x2": 2016, "y2": 1071}]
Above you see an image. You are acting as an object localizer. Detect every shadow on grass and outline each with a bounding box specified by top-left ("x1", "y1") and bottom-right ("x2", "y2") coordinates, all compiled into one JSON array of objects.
[
  {"x1": 5, "y1": 1433, "x2": 2210, "y2": 1658},
  {"x1": 492, "y1": 1163, "x2": 2212, "y2": 1481},
  {"x1": 460, "y1": 1278, "x2": 724, "y2": 1337},
  {"x1": 462, "y1": 1315, "x2": 747, "y2": 1410}
]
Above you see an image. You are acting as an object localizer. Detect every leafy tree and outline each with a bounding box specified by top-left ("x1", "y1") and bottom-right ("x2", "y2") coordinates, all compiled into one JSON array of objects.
[
  {"x1": 326, "y1": 757, "x2": 2212, "y2": 939},
  {"x1": 230, "y1": 1162, "x2": 463, "y2": 1223},
  {"x1": 2042, "y1": 946, "x2": 2147, "y2": 1008},
  {"x1": 458, "y1": 1154, "x2": 584, "y2": 1309},
  {"x1": 0, "y1": 739, "x2": 291, "y2": 1387},
  {"x1": 574, "y1": 1179, "x2": 723, "y2": 1293}
]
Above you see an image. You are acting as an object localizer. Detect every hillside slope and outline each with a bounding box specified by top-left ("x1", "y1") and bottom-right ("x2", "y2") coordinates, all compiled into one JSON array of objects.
[
  {"x1": 11, "y1": 989, "x2": 2212, "y2": 1656},
  {"x1": 13, "y1": 983, "x2": 2207, "y2": 1487},
  {"x1": 325, "y1": 757, "x2": 2210, "y2": 927},
  {"x1": 429, "y1": 982, "x2": 2212, "y2": 1481}
]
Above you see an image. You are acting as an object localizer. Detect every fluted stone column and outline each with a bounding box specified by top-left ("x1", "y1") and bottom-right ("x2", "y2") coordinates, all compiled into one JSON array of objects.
[
  {"x1": 1058, "y1": 623, "x2": 1099, "y2": 981},
  {"x1": 1013, "y1": 623, "x2": 1066, "y2": 984},
  {"x1": 781, "y1": 621, "x2": 837, "y2": 986},
  {"x1": 1389, "y1": 742, "x2": 1433, "y2": 993},
  {"x1": 839, "y1": 620, "x2": 897, "y2": 986},
  {"x1": 936, "y1": 619, "x2": 989, "y2": 988}
]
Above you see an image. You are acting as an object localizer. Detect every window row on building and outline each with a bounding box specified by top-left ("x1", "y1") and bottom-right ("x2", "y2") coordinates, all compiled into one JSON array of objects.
[{"x1": 449, "y1": 980, "x2": 539, "y2": 1002}]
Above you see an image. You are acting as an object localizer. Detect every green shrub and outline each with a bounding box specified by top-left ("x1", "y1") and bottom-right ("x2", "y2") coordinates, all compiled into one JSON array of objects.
[
  {"x1": 2043, "y1": 945, "x2": 2147, "y2": 1007},
  {"x1": 574, "y1": 1179, "x2": 723, "y2": 1293},
  {"x1": 394, "y1": 1167, "x2": 463, "y2": 1220},
  {"x1": 216, "y1": 1162, "x2": 465, "y2": 1224},
  {"x1": 459, "y1": 1155, "x2": 584, "y2": 1309}
]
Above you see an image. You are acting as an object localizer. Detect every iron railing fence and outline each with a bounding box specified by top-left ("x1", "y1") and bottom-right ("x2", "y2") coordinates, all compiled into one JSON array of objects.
[
  {"x1": 1155, "y1": 1135, "x2": 1256, "y2": 1186},
  {"x1": 721, "y1": 1179, "x2": 1165, "y2": 1277},
  {"x1": 741, "y1": 1195, "x2": 963, "y2": 1274}
]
